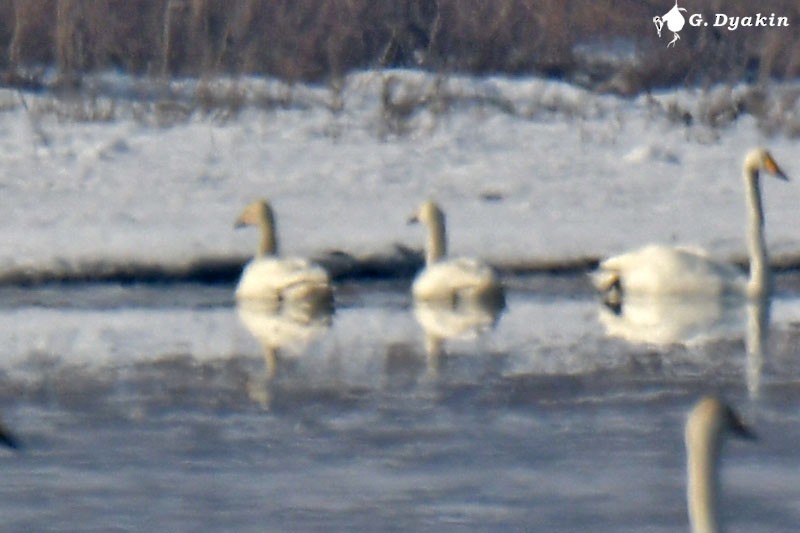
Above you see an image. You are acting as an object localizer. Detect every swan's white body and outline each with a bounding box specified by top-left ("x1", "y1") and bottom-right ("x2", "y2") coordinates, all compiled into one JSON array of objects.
[
  {"x1": 234, "y1": 199, "x2": 333, "y2": 307},
  {"x1": 409, "y1": 200, "x2": 504, "y2": 307},
  {"x1": 236, "y1": 258, "x2": 331, "y2": 302},
  {"x1": 595, "y1": 245, "x2": 746, "y2": 297},
  {"x1": 412, "y1": 258, "x2": 502, "y2": 302},
  {"x1": 595, "y1": 148, "x2": 788, "y2": 301},
  {"x1": 685, "y1": 396, "x2": 755, "y2": 533}
]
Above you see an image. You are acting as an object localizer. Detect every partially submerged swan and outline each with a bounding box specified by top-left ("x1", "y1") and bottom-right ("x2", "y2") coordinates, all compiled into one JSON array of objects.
[
  {"x1": 234, "y1": 199, "x2": 333, "y2": 307},
  {"x1": 408, "y1": 200, "x2": 504, "y2": 307},
  {"x1": 685, "y1": 396, "x2": 755, "y2": 533},
  {"x1": 594, "y1": 148, "x2": 789, "y2": 300}
]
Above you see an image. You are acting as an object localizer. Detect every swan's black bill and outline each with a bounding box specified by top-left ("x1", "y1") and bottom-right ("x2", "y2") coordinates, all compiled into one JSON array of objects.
[
  {"x1": 765, "y1": 155, "x2": 789, "y2": 181},
  {"x1": 726, "y1": 405, "x2": 757, "y2": 441},
  {"x1": 0, "y1": 424, "x2": 21, "y2": 450}
]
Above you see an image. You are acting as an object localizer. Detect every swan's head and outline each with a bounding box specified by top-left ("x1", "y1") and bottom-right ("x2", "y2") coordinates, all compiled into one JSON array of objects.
[
  {"x1": 235, "y1": 199, "x2": 274, "y2": 229},
  {"x1": 744, "y1": 148, "x2": 789, "y2": 181},
  {"x1": 686, "y1": 396, "x2": 756, "y2": 448},
  {"x1": 408, "y1": 199, "x2": 445, "y2": 228}
]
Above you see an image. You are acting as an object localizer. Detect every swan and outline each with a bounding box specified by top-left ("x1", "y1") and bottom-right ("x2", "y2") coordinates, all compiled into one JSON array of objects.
[
  {"x1": 234, "y1": 199, "x2": 333, "y2": 307},
  {"x1": 685, "y1": 396, "x2": 755, "y2": 533},
  {"x1": 594, "y1": 148, "x2": 789, "y2": 301},
  {"x1": 408, "y1": 200, "x2": 505, "y2": 307}
]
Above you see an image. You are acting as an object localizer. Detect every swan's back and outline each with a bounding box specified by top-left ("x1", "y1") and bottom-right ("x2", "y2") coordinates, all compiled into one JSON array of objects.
[
  {"x1": 413, "y1": 258, "x2": 504, "y2": 306},
  {"x1": 597, "y1": 244, "x2": 745, "y2": 296},
  {"x1": 236, "y1": 257, "x2": 332, "y2": 306}
]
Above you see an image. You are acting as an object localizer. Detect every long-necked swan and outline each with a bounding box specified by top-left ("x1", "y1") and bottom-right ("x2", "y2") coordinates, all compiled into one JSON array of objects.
[
  {"x1": 408, "y1": 200, "x2": 505, "y2": 307},
  {"x1": 234, "y1": 199, "x2": 333, "y2": 307},
  {"x1": 594, "y1": 148, "x2": 788, "y2": 300},
  {"x1": 685, "y1": 396, "x2": 755, "y2": 533}
]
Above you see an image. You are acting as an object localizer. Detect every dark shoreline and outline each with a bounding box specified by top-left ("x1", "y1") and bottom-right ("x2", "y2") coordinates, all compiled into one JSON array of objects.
[{"x1": 5, "y1": 248, "x2": 800, "y2": 290}]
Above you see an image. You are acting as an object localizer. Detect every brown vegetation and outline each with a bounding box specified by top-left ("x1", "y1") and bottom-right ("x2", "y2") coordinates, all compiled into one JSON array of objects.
[{"x1": 0, "y1": 0, "x2": 797, "y2": 92}]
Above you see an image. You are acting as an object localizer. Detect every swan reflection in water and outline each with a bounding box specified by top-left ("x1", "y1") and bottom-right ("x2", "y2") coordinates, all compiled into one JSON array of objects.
[
  {"x1": 236, "y1": 298, "x2": 333, "y2": 406},
  {"x1": 598, "y1": 294, "x2": 745, "y2": 347},
  {"x1": 598, "y1": 293, "x2": 771, "y2": 398},
  {"x1": 413, "y1": 297, "x2": 504, "y2": 374}
]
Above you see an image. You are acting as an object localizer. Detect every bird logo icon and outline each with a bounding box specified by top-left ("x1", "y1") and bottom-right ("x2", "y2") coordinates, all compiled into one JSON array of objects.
[{"x1": 653, "y1": 0, "x2": 688, "y2": 47}]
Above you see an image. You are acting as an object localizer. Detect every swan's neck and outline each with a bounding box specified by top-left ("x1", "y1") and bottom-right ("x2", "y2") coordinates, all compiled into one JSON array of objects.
[
  {"x1": 745, "y1": 167, "x2": 769, "y2": 298},
  {"x1": 745, "y1": 296, "x2": 770, "y2": 399},
  {"x1": 257, "y1": 209, "x2": 278, "y2": 257},
  {"x1": 425, "y1": 212, "x2": 447, "y2": 265},
  {"x1": 687, "y1": 426, "x2": 721, "y2": 533}
]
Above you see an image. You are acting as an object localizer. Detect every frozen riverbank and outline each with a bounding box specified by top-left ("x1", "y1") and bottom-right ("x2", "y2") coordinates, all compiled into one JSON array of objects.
[{"x1": 0, "y1": 71, "x2": 798, "y2": 285}]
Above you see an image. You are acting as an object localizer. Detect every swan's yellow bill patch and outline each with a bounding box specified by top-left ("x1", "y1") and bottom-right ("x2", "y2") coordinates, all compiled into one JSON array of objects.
[{"x1": 764, "y1": 156, "x2": 785, "y2": 178}]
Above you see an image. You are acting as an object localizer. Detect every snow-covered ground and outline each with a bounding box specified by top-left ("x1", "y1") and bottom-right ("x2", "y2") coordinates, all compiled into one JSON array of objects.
[{"x1": 0, "y1": 70, "x2": 798, "y2": 281}]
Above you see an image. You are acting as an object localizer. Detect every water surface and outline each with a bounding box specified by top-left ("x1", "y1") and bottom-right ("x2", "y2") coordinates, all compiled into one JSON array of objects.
[{"x1": 0, "y1": 276, "x2": 798, "y2": 532}]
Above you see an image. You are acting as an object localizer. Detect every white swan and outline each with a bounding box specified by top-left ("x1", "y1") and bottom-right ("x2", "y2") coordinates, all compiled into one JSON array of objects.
[
  {"x1": 234, "y1": 199, "x2": 333, "y2": 307},
  {"x1": 685, "y1": 396, "x2": 755, "y2": 533},
  {"x1": 408, "y1": 200, "x2": 504, "y2": 307},
  {"x1": 594, "y1": 148, "x2": 789, "y2": 300}
]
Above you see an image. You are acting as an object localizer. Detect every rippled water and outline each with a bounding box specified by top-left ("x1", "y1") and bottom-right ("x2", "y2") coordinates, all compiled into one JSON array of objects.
[{"x1": 0, "y1": 276, "x2": 799, "y2": 532}]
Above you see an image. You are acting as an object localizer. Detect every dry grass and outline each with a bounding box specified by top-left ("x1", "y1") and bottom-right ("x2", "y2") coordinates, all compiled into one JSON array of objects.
[
  {"x1": 2, "y1": 1, "x2": 799, "y2": 139},
  {"x1": 0, "y1": 0, "x2": 797, "y2": 92}
]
